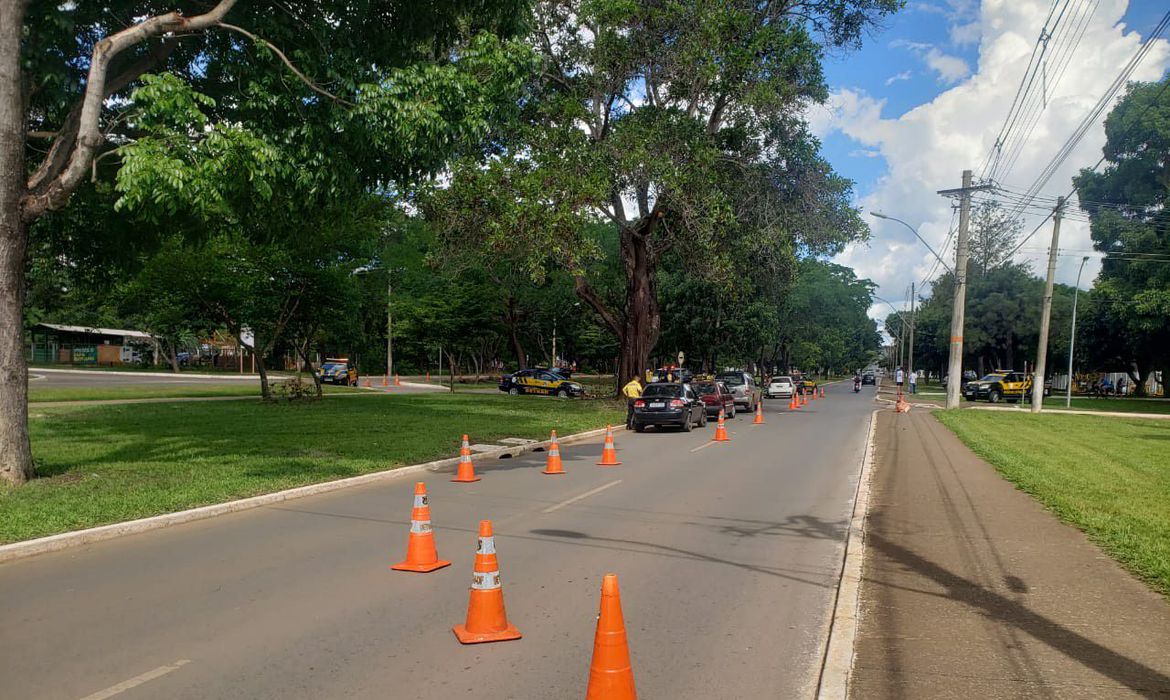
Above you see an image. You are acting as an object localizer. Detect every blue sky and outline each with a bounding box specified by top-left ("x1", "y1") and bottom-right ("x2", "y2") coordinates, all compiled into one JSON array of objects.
[
  {"x1": 809, "y1": 0, "x2": 1170, "y2": 320},
  {"x1": 817, "y1": 0, "x2": 1167, "y2": 201}
]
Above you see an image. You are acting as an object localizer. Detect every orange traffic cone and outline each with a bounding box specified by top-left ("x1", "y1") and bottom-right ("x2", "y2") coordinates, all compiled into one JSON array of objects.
[
  {"x1": 788, "y1": 394, "x2": 797, "y2": 410},
  {"x1": 753, "y1": 403, "x2": 765, "y2": 424},
  {"x1": 543, "y1": 430, "x2": 565, "y2": 474},
  {"x1": 394, "y1": 374, "x2": 402, "y2": 387},
  {"x1": 801, "y1": 392, "x2": 808, "y2": 407},
  {"x1": 391, "y1": 482, "x2": 451, "y2": 573},
  {"x1": 382, "y1": 374, "x2": 388, "y2": 387},
  {"x1": 452, "y1": 435, "x2": 481, "y2": 483},
  {"x1": 713, "y1": 409, "x2": 730, "y2": 442},
  {"x1": 426, "y1": 371, "x2": 431, "y2": 382},
  {"x1": 597, "y1": 425, "x2": 622, "y2": 466},
  {"x1": 453, "y1": 520, "x2": 522, "y2": 644},
  {"x1": 363, "y1": 378, "x2": 371, "y2": 388},
  {"x1": 820, "y1": 386, "x2": 826, "y2": 398},
  {"x1": 585, "y1": 573, "x2": 636, "y2": 700},
  {"x1": 810, "y1": 387, "x2": 818, "y2": 401}
]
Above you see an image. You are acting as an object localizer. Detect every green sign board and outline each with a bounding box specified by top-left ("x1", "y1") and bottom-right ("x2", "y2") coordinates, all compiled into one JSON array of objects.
[{"x1": 72, "y1": 346, "x2": 97, "y2": 364}]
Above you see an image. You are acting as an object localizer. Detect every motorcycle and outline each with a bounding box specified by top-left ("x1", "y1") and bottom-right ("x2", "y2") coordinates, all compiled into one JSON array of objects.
[{"x1": 853, "y1": 378, "x2": 861, "y2": 393}]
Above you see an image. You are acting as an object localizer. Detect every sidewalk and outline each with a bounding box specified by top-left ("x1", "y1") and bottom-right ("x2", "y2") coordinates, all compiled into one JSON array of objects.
[{"x1": 850, "y1": 409, "x2": 1170, "y2": 698}]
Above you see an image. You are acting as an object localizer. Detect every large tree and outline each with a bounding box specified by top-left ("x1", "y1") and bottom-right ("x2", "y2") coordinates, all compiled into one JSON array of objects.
[
  {"x1": 1, "y1": 1, "x2": 532, "y2": 485},
  {"x1": 429, "y1": 0, "x2": 895, "y2": 385},
  {"x1": 1073, "y1": 78, "x2": 1170, "y2": 396}
]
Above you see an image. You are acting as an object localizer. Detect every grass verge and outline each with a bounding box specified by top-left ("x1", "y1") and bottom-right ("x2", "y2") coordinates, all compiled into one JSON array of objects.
[
  {"x1": 1041, "y1": 397, "x2": 1170, "y2": 414},
  {"x1": 935, "y1": 410, "x2": 1170, "y2": 597},
  {"x1": 3, "y1": 394, "x2": 624, "y2": 544}
]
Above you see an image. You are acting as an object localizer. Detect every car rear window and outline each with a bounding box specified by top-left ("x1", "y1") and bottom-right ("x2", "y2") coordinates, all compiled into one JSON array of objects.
[
  {"x1": 716, "y1": 373, "x2": 744, "y2": 386},
  {"x1": 643, "y1": 384, "x2": 682, "y2": 398},
  {"x1": 694, "y1": 382, "x2": 717, "y2": 395},
  {"x1": 773, "y1": 376, "x2": 792, "y2": 383}
]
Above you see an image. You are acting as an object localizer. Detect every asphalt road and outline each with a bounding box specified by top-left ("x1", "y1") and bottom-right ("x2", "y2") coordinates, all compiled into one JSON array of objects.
[{"x1": 0, "y1": 388, "x2": 876, "y2": 699}]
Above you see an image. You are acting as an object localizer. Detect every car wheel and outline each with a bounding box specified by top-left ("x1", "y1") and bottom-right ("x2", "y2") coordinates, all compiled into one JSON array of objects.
[
  {"x1": 508, "y1": 387, "x2": 520, "y2": 395},
  {"x1": 728, "y1": 404, "x2": 736, "y2": 418},
  {"x1": 634, "y1": 423, "x2": 646, "y2": 433},
  {"x1": 988, "y1": 388, "x2": 1002, "y2": 403},
  {"x1": 681, "y1": 414, "x2": 693, "y2": 432},
  {"x1": 698, "y1": 411, "x2": 708, "y2": 428},
  {"x1": 556, "y1": 388, "x2": 569, "y2": 398}
]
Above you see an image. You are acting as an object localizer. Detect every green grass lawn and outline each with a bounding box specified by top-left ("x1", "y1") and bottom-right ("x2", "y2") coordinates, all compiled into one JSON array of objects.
[
  {"x1": 28, "y1": 380, "x2": 359, "y2": 403},
  {"x1": 2, "y1": 394, "x2": 624, "y2": 544},
  {"x1": 935, "y1": 410, "x2": 1170, "y2": 597},
  {"x1": 1041, "y1": 396, "x2": 1170, "y2": 414}
]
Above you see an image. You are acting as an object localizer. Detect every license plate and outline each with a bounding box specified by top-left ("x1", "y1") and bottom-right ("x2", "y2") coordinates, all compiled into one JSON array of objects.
[{"x1": 649, "y1": 402, "x2": 665, "y2": 408}]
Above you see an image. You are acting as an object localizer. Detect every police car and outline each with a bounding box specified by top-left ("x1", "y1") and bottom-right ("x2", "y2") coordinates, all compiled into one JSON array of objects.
[
  {"x1": 320, "y1": 358, "x2": 358, "y2": 386},
  {"x1": 964, "y1": 370, "x2": 1032, "y2": 403},
  {"x1": 499, "y1": 369, "x2": 585, "y2": 397}
]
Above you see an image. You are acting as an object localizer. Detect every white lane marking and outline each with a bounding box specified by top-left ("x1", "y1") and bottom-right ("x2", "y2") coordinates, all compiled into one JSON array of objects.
[
  {"x1": 690, "y1": 440, "x2": 717, "y2": 453},
  {"x1": 28, "y1": 373, "x2": 46, "y2": 381},
  {"x1": 541, "y1": 480, "x2": 622, "y2": 513},
  {"x1": 79, "y1": 659, "x2": 191, "y2": 700}
]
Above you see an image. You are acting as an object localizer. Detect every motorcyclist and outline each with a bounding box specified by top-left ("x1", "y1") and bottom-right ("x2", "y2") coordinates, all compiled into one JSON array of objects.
[{"x1": 853, "y1": 373, "x2": 862, "y2": 392}]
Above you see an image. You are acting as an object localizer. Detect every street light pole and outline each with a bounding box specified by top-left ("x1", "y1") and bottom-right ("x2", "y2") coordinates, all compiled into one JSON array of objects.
[
  {"x1": 870, "y1": 212, "x2": 953, "y2": 275},
  {"x1": 1066, "y1": 255, "x2": 1090, "y2": 408}
]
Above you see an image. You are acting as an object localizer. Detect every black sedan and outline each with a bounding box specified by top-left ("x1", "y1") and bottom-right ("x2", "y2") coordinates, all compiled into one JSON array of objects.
[
  {"x1": 631, "y1": 383, "x2": 707, "y2": 433},
  {"x1": 861, "y1": 373, "x2": 876, "y2": 385}
]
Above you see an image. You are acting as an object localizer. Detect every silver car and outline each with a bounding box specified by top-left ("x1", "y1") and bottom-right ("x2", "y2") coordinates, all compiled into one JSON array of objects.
[{"x1": 714, "y1": 371, "x2": 762, "y2": 412}]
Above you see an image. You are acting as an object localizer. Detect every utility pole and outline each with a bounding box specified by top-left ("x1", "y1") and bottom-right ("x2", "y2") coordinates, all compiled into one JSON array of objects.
[
  {"x1": 1066, "y1": 256, "x2": 1090, "y2": 408},
  {"x1": 908, "y1": 281, "x2": 916, "y2": 379},
  {"x1": 1031, "y1": 197, "x2": 1065, "y2": 412},
  {"x1": 938, "y1": 170, "x2": 991, "y2": 409},
  {"x1": 386, "y1": 276, "x2": 393, "y2": 379}
]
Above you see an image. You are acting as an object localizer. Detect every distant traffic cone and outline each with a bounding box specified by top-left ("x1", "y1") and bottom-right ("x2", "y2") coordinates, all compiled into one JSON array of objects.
[
  {"x1": 789, "y1": 394, "x2": 798, "y2": 410},
  {"x1": 585, "y1": 573, "x2": 637, "y2": 700},
  {"x1": 426, "y1": 371, "x2": 431, "y2": 382},
  {"x1": 452, "y1": 435, "x2": 481, "y2": 483},
  {"x1": 801, "y1": 392, "x2": 808, "y2": 406},
  {"x1": 391, "y1": 482, "x2": 451, "y2": 573},
  {"x1": 453, "y1": 520, "x2": 522, "y2": 644},
  {"x1": 382, "y1": 374, "x2": 388, "y2": 387},
  {"x1": 753, "y1": 403, "x2": 765, "y2": 424},
  {"x1": 543, "y1": 430, "x2": 565, "y2": 474},
  {"x1": 394, "y1": 374, "x2": 402, "y2": 387},
  {"x1": 810, "y1": 388, "x2": 817, "y2": 401},
  {"x1": 820, "y1": 387, "x2": 826, "y2": 398},
  {"x1": 363, "y1": 377, "x2": 371, "y2": 388},
  {"x1": 713, "y1": 409, "x2": 730, "y2": 441},
  {"x1": 597, "y1": 425, "x2": 621, "y2": 466}
]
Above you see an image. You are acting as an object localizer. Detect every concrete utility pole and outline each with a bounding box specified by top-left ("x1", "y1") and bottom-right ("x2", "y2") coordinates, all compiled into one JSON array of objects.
[
  {"x1": 908, "y1": 281, "x2": 916, "y2": 378},
  {"x1": 1066, "y1": 255, "x2": 1090, "y2": 408},
  {"x1": 1031, "y1": 197, "x2": 1065, "y2": 412},
  {"x1": 386, "y1": 276, "x2": 393, "y2": 379},
  {"x1": 938, "y1": 170, "x2": 991, "y2": 409}
]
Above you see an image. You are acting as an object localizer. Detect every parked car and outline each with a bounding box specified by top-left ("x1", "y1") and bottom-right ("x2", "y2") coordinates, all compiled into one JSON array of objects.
[
  {"x1": 715, "y1": 370, "x2": 762, "y2": 412},
  {"x1": 765, "y1": 376, "x2": 795, "y2": 399},
  {"x1": 861, "y1": 372, "x2": 876, "y2": 386},
  {"x1": 320, "y1": 358, "x2": 358, "y2": 386},
  {"x1": 694, "y1": 380, "x2": 737, "y2": 418},
  {"x1": 631, "y1": 382, "x2": 707, "y2": 432},
  {"x1": 499, "y1": 369, "x2": 585, "y2": 397},
  {"x1": 797, "y1": 377, "x2": 818, "y2": 394},
  {"x1": 963, "y1": 370, "x2": 1032, "y2": 403}
]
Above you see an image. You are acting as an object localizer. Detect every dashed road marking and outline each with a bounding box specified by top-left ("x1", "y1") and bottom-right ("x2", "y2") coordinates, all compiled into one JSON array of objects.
[
  {"x1": 541, "y1": 480, "x2": 622, "y2": 513},
  {"x1": 79, "y1": 659, "x2": 191, "y2": 700}
]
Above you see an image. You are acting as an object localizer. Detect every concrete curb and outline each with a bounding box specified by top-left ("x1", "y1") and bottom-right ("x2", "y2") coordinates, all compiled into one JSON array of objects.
[
  {"x1": 816, "y1": 408, "x2": 880, "y2": 700},
  {"x1": 0, "y1": 425, "x2": 617, "y2": 565}
]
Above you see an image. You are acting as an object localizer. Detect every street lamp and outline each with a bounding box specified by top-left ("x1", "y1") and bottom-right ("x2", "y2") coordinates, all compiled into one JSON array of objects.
[
  {"x1": 870, "y1": 212, "x2": 953, "y2": 275},
  {"x1": 1066, "y1": 256, "x2": 1090, "y2": 408}
]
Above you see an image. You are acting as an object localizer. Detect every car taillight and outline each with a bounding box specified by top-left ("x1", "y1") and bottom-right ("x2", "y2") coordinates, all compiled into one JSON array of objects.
[
  {"x1": 634, "y1": 399, "x2": 645, "y2": 408},
  {"x1": 670, "y1": 399, "x2": 684, "y2": 408}
]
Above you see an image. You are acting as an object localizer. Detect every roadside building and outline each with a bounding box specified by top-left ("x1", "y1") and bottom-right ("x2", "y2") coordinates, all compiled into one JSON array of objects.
[{"x1": 25, "y1": 323, "x2": 157, "y2": 366}]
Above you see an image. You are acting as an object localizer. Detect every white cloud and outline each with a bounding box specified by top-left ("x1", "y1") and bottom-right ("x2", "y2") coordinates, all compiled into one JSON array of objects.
[
  {"x1": 849, "y1": 148, "x2": 884, "y2": 158},
  {"x1": 891, "y1": 39, "x2": 972, "y2": 84},
  {"x1": 818, "y1": 0, "x2": 1170, "y2": 323},
  {"x1": 885, "y1": 70, "x2": 913, "y2": 86}
]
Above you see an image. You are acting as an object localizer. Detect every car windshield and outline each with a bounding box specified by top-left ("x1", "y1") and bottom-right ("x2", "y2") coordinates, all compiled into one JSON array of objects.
[
  {"x1": 716, "y1": 373, "x2": 744, "y2": 386},
  {"x1": 694, "y1": 382, "x2": 718, "y2": 395},
  {"x1": 980, "y1": 374, "x2": 1005, "y2": 382},
  {"x1": 643, "y1": 384, "x2": 682, "y2": 398},
  {"x1": 321, "y1": 363, "x2": 344, "y2": 372}
]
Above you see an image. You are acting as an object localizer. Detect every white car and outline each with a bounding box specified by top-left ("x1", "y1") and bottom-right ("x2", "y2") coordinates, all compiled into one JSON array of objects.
[{"x1": 765, "y1": 376, "x2": 795, "y2": 399}]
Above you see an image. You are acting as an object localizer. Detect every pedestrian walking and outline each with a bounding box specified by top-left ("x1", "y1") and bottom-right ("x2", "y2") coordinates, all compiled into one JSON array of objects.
[
  {"x1": 895, "y1": 366, "x2": 905, "y2": 390},
  {"x1": 909, "y1": 370, "x2": 918, "y2": 394},
  {"x1": 622, "y1": 376, "x2": 644, "y2": 429}
]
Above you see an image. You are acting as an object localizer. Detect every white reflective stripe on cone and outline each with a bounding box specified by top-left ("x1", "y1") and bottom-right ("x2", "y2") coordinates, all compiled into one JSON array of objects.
[
  {"x1": 471, "y1": 570, "x2": 502, "y2": 590},
  {"x1": 477, "y1": 536, "x2": 496, "y2": 554},
  {"x1": 413, "y1": 494, "x2": 427, "y2": 507},
  {"x1": 410, "y1": 519, "x2": 433, "y2": 534}
]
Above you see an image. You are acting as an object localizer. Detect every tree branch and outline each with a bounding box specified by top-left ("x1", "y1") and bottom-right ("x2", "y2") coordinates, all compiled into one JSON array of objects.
[
  {"x1": 216, "y1": 22, "x2": 354, "y2": 107},
  {"x1": 22, "y1": 0, "x2": 239, "y2": 221},
  {"x1": 574, "y1": 276, "x2": 623, "y2": 338}
]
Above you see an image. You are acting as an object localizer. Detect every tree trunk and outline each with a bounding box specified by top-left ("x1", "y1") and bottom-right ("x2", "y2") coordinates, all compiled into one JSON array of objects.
[
  {"x1": 296, "y1": 335, "x2": 322, "y2": 397},
  {"x1": 0, "y1": 1, "x2": 33, "y2": 486},
  {"x1": 256, "y1": 350, "x2": 271, "y2": 399},
  {"x1": 503, "y1": 296, "x2": 526, "y2": 369}
]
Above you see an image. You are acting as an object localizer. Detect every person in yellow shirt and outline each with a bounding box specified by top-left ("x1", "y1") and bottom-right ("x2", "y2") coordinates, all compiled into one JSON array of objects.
[{"x1": 622, "y1": 376, "x2": 643, "y2": 429}]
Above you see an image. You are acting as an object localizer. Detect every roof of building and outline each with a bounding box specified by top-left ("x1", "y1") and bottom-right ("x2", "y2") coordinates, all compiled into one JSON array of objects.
[{"x1": 34, "y1": 323, "x2": 154, "y2": 340}]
